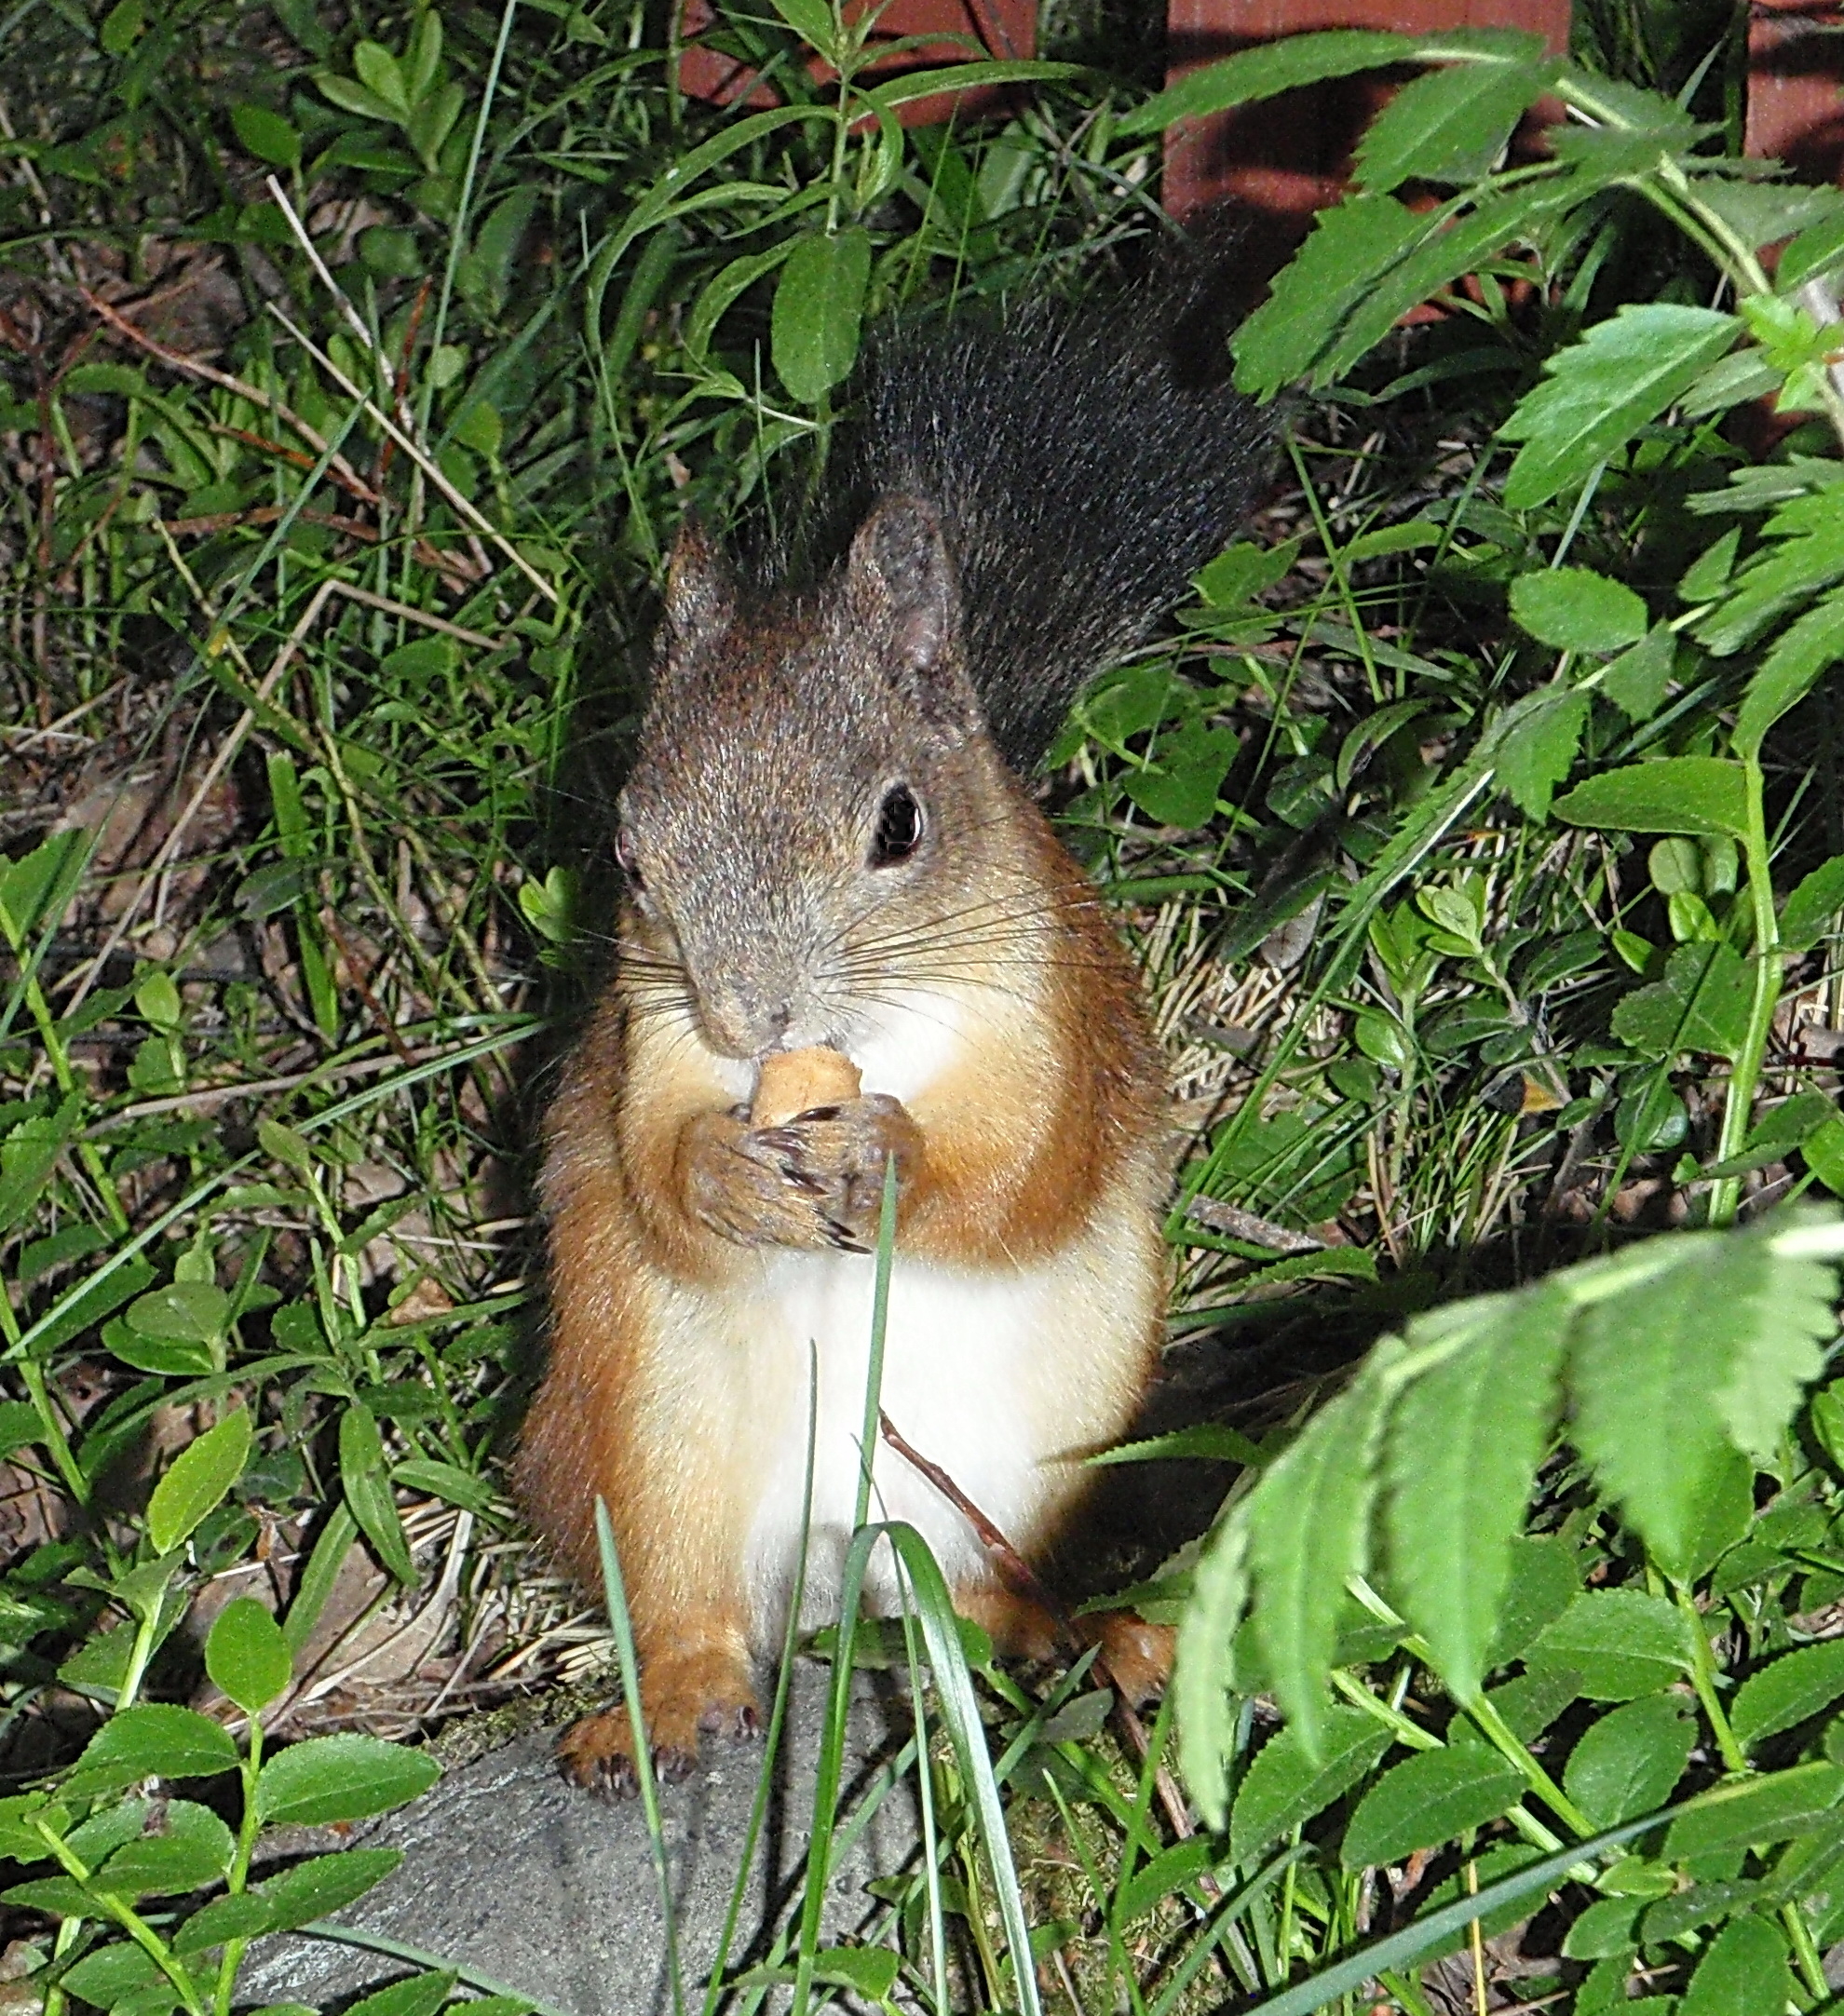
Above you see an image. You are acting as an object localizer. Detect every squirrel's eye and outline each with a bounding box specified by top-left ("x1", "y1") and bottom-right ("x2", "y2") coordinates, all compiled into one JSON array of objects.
[
  {"x1": 870, "y1": 785, "x2": 925, "y2": 867},
  {"x1": 615, "y1": 826, "x2": 644, "y2": 887}
]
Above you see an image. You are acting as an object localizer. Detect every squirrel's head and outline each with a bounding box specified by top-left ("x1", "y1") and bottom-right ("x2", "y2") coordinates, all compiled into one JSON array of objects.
[{"x1": 617, "y1": 495, "x2": 1031, "y2": 1061}]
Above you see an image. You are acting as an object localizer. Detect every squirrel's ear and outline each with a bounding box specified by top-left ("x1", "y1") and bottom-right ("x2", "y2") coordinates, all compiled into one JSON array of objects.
[
  {"x1": 663, "y1": 517, "x2": 734, "y2": 644},
  {"x1": 847, "y1": 495, "x2": 961, "y2": 683}
]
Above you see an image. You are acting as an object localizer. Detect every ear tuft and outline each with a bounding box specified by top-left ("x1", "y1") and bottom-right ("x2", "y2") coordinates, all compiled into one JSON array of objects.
[
  {"x1": 663, "y1": 517, "x2": 734, "y2": 643},
  {"x1": 847, "y1": 495, "x2": 958, "y2": 675}
]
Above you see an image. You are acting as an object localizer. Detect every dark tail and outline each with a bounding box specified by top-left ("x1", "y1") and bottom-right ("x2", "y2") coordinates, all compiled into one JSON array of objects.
[{"x1": 861, "y1": 279, "x2": 1272, "y2": 771}]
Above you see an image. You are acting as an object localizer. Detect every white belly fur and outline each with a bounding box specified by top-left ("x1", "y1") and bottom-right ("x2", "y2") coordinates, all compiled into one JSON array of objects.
[{"x1": 659, "y1": 987, "x2": 1158, "y2": 1641}]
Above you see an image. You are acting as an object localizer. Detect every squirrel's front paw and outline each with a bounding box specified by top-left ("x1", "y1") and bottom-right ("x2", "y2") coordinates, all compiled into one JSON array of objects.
[
  {"x1": 752, "y1": 1092, "x2": 921, "y2": 1250},
  {"x1": 680, "y1": 1106, "x2": 860, "y2": 1250}
]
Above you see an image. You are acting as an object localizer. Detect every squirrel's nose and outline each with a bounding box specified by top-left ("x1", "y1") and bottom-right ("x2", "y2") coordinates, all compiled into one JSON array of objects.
[{"x1": 698, "y1": 986, "x2": 792, "y2": 1059}]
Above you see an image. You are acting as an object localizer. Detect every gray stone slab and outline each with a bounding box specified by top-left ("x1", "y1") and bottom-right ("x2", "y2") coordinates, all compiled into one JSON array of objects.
[{"x1": 237, "y1": 1665, "x2": 916, "y2": 2016}]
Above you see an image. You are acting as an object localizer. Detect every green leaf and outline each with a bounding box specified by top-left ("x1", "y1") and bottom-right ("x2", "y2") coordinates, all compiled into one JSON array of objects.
[
  {"x1": 253, "y1": 1733, "x2": 439, "y2": 1827},
  {"x1": 148, "y1": 1407, "x2": 251, "y2": 1556},
  {"x1": 340, "y1": 1401, "x2": 414, "y2": 1584},
  {"x1": 1735, "y1": 590, "x2": 1844, "y2": 759},
  {"x1": 1525, "y1": 1590, "x2": 1692, "y2": 1700},
  {"x1": 98, "y1": 1800, "x2": 235, "y2": 1897},
  {"x1": 99, "y1": 0, "x2": 143, "y2": 52},
  {"x1": 1353, "y1": 39, "x2": 1554, "y2": 193},
  {"x1": 1665, "y1": 1762, "x2": 1844, "y2": 1860},
  {"x1": 771, "y1": 227, "x2": 872, "y2": 406},
  {"x1": 1697, "y1": 511, "x2": 1844, "y2": 656},
  {"x1": 350, "y1": 40, "x2": 410, "y2": 115},
  {"x1": 1611, "y1": 942, "x2": 1754, "y2": 1061},
  {"x1": 1808, "y1": 1119, "x2": 1844, "y2": 1196},
  {"x1": 61, "y1": 1941, "x2": 162, "y2": 2005},
  {"x1": 317, "y1": 70, "x2": 403, "y2": 125},
  {"x1": 1486, "y1": 1536, "x2": 1582, "y2": 1668},
  {"x1": 346, "y1": 1974, "x2": 454, "y2": 2016},
  {"x1": 171, "y1": 1891, "x2": 277, "y2": 1953},
  {"x1": 1680, "y1": 1914, "x2": 1793, "y2": 2016},
  {"x1": 1494, "y1": 689, "x2": 1588, "y2": 821},
  {"x1": 127, "y1": 1280, "x2": 228, "y2": 1344},
  {"x1": 206, "y1": 1597, "x2": 292, "y2": 1714},
  {"x1": 1601, "y1": 627, "x2": 1675, "y2": 720},
  {"x1": 1341, "y1": 1746, "x2": 1525, "y2": 1868},
  {"x1": 1499, "y1": 304, "x2": 1739, "y2": 508},
  {"x1": 1782, "y1": 855, "x2": 1844, "y2": 952},
  {"x1": 1553, "y1": 756, "x2": 1748, "y2": 839},
  {"x1": 1233, "y1": 195, "x2": 1427, "y2": 398},
  {"x1": 230, "y1": 103, "x2": 300, "y2": 167},
  {"x1": 767, "y1": 0, "x2": 833, "y2": 52},
  {"x1": 1385, "y1": 1287, "x2": 1566, "y2": 1701},
  {"x1": 1571, "y1": 1232, "x2": 1831, "y2": 1572},
  {"x1": 1563, "y1": 1697, "x2": 1693, "y2": 1829},
  {"x1": 71, "y1": 1705, "x2": 239, "y2": 1788},
  {"x1": 1119, "y1": 29, "x2": 1414, "y2": 135},
  {"x1": 1733, "y1": 1641, "x2": 1844, "y2": 1753},
  {"x1": 1249, "y1": 1344, "x2": 1402, "y2": 1754},
  {"x1": 389, "y1": 1457, "x2": 495, "y2": 1515},
  {"x1": 253, "y1": 1847, "x2": 403, "y2": 1932},
  {"x1": 1511, "y1": 567, "x2": 1648, "y2": 654},
  {"x1": 0, "y1": 830, "x2": 88, "y2": 952},
  {"x1": 1174, "y1": 1512, "x2": 1250, "y2": 1830},
  {"x1": 1227, "y1": 1704, "x2": 1391, "y2": 1861},
  {"x1": 0, "y1": 1103, "x2": 79, "y2": 1233}
]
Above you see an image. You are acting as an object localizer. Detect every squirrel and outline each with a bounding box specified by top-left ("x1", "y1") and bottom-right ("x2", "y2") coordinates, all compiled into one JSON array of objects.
[{"x1": 514, "y1": 282, "x2": 1270, "y2": 1793}]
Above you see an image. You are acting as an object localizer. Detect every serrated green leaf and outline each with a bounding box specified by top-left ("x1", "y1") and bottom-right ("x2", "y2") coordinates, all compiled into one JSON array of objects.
[
  {"x1": 253, "y1": 1734, "x2": 439, "y2": 1827},
  {"x1": 1611, "y1": 941, "x2": 1754, "y2": 1061},
  {"x1": 98, "y1": 1800, "x2": 234, "y2": 1897},
  {"x1": 1525, "y1": 1590, "x2": 1692, "y2": 1700},
  {"x1": 1119, "y1": 29, "x2": 1413, "y2": 136},
  {"x1": 253, "y1": 1847, "x2": 403, "y2": 1933},
  {"x1": 1680, "y1": 1913, "x2": 1792, "y2": 2016},
  {"x1": 1733, "y1": 1640, "x2": 1844, "y2": 1753},
  {"x1": 346, "y1": 1973, "x2": 454, "y2": 2016},
  {"x1": 172, "y1": 1890, "x2": 276, "y2": 1953},
  {"x1": 0, "y1": 1102, "x2": 79, "y2": 1233},
  {"x1": 1495, "y1": 689, "x2": 1588, "y2": 820},
  {"x1": 1783, "y1": 855, "x2": 1844, "y2": 952},
  {"x1": 1665, "y1": 1762, "x2": 1844, "y2": 1860},
  {"x1": 1385, "y1": 1286, "x2": 1566, "y2": 1701},
  {"x1": 1175, "y1": 1512, "x2": 1249, "y2": 1830},
  {"x1": 148, "y1": 1407, "x2": 251, "y2": 1556},
  {"x1": 61, "y1": 1941, "x2": 162, "y2": 2005},
  {"x1": 1697, "y1": 518, "x2": 1844, "y2": 656},
  {"x1": 1249, "y1": 1343, "x2": 1402, "y2": 1755},
  {"x1": 1353, "y1": 41, "x2": 1554, "y2": 193},
  {"x1": 1563, "y1": 1697, "x2": 1693, "y2": 1829},
  {"x1": 1570, "y1": 1231, "x2": 1829, "y2": 1572},
  {"x1": 771, "y1": 227, "x2": 871, "y2": 406},
  {"x1": 1511, "y1": 567, "x2": 1648, "y2": 653},
  {"x1": 0, "y1": 829, "x2": 88, "y2": 952},
  {"x1": 1227, "y1": 1705, "x2": 1391, "y2": 1862},
  {"x1": 1341, "y1": 1746, "x2": 1524, "y2": 1869},
  {"x1": 1602, "y1": 627, "x2": 1675, "y2": 720},
  {"x1": 1553, "y1": 756, "x2": 1748, "y2": 838},
  {"x1": 206, "y1": 1597, "x2": 292, "y2": 1714},
  {"x1": 1735, "y1": 591, "x2": 1844, "y2": 759},
  {"x1": 1233, "y1": 196, "x2": 1427, "y2": 398},
  {"x1": 71, "y1": 1705, "x2": 239, "y2": 1787},
  {"x1": 1499, "y1": 304, "x2": 1738, "y2": 507}
]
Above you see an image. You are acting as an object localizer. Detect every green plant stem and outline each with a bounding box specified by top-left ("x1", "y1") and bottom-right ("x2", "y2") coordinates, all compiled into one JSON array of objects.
[
  {"x1": 1783, "y1": 1898, "x2": 1829, "y2": 2001},
  {"x1": 1462, "y1": 1691, "x2": 1595, "y2": 1840},
  {"x1": 113, "y1": 1577, "x2": 172, "y2": 1713},
  {"x1": 1708, "y1": 754, "x2": 1782, "y2": 1228},
  {"x1": 1674, "y1": 1580, "x2": 1747, "y2": 1774},
  {"x1": 214, "y1": 1718, "x2": 264, "y2": 2016},
  {"x1": 34, "y1": 1822, "x2": 207, "y2": 2016},
  {"x1": 13, "y1": 1353, "x2": 88, "y2": 1511}
]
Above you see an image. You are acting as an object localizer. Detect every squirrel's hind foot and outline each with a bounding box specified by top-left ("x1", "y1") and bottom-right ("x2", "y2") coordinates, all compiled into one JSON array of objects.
[{"x1": 555, "y1": 1657, "x2": 764, "y2": 1797}]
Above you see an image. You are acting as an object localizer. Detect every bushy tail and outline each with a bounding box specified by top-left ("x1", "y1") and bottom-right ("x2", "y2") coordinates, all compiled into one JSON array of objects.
[{"x1": 861, "y1": 281, "x2": 1272, "y2": 771}]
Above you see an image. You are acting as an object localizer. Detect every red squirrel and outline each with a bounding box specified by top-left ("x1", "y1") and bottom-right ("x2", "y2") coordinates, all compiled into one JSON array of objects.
[{"x1": 515, "y1": 295, "x2": 1268, "y2": 1792}]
